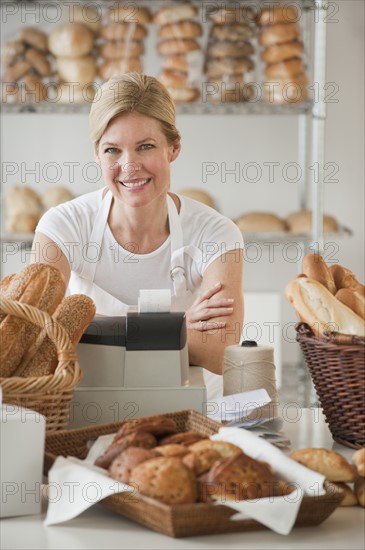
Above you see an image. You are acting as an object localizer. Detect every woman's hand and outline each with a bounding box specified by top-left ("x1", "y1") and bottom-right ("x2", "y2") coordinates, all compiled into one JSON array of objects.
[{"x1": 185, "y1": 281, "x2": 234, "y2": 331}]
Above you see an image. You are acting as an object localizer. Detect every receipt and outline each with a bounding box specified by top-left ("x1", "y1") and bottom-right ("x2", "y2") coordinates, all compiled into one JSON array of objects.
[{"x1": 137, "y1": 289, "x2": 171, "y2": 313}]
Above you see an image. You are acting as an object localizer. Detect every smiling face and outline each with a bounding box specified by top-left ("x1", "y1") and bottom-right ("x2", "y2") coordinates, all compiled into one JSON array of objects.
[{"x1": 95, "y1": 111, "x2": 181, "y2": 208}]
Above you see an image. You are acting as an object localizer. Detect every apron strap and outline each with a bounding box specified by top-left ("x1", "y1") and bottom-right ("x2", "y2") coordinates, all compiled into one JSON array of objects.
[{"x1": 167, "y1": 195, "x2": 189, "y2": 294}]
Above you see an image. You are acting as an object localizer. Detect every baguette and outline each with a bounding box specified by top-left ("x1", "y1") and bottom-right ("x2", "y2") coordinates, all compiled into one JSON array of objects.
[
  {"x1": 285, "y1": 276, "x2": 365, "y2": 336},
  {"x1": 336, "y1": 288, "x2": 365, "y2": 321},
  {"x1": 18, "y1": 294, "x2": 96, "y2": 377},
  {"x1": 0, "y1": 264, "x2": 66, "y2": 377},
  {"x1": 329, "y1": 264, "x2": 363, "y2": 291},
  {"x1": 302, "y1": 253, "x2": 336, "y2": 294}
]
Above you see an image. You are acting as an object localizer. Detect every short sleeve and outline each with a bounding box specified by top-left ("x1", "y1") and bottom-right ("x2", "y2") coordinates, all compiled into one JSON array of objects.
[{"x1": 200, "y1": 216, "x2": 244, "y2": 274}]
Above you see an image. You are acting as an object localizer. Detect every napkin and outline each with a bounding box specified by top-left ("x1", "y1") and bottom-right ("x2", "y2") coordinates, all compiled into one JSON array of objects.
[
  {"x1": 207, "y1": 388, "x2": 272, "y2": 425},
  {"x1": 210, "y1": 427, "x2": 326, "y2": 535}
]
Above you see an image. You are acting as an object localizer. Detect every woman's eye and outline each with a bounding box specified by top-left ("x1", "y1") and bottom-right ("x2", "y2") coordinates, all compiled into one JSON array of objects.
[
  {"x1": 104, "y1": 147, "x2": 119, "y2": 154},
  {"x1": 139, "y1": 143, "x2": 154, "y2": 151}
]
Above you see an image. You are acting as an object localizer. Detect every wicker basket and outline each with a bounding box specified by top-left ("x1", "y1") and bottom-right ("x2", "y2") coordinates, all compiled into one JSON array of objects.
[
  {"x1": 0, "y1": 296, "x2": 83, "y2": 432},
  {"x1": 296, "y1": 322, "x2": 365, "y2": 449}
]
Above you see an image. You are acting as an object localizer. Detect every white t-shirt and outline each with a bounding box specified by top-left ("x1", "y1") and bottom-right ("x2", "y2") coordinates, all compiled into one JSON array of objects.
[{"x1": 36, "y1": 188, "x2": 244, "y2": 306}]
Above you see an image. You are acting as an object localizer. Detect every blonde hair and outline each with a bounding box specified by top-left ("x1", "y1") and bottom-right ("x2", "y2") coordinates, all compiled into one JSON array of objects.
[{"x1": 89, "y1": 73, "x2": 180, "y2": 148}]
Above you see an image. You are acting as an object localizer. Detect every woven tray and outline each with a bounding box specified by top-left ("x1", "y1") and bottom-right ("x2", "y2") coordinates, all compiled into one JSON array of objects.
[
  {"x1": 296, "y1": 323, "x2": 365, "y2": 449},
  {"x1": 0, "y1": 296, "x2": 82, "y2": 432},
  {"x1": 45, "y1": 409, "x2": 343, "y2": 538}
]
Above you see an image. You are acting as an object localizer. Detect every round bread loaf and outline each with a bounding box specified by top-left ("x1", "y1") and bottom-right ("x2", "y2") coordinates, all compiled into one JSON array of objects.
[
  {"x1": 49, "y1": 23, "x2": 95, "y2": 57},
  {"x1": 261, "y1": 40, "x2": 304, "y2": 64},
  {"x1": 158, "y1": 20, "x2": 202, "y2": 39},
  {"x1": 56, "y1": 55, "x2": 96, "y2": 86},
  {"x1": 153, "y1": 4, "x2": 198, "y2": 25},
  {"x1": 286, "y1": 210, "x2": 338, "y2": 234},
  {"x1": 41, "y1": 186, "x2": 74, "y2": 210},
  {"x1": 68, "y1": 4, "x2": 101, "y2": 33},
  {"x1": 235, "y1": 212, "x2": 288, "y2": 233},
  {"x1": 6, "y1": 213, "x2": 40, "y2": 233},
  {"x1": 259, "y1": 23, "x2": 300, "y2": 47},
  {"x1": 257, "y1": 5, "x2": 300, "y2": 26},
  {"x1": 100, "y1": 22, "x2": 148, "y2": 41},
  {"x1": 178, "y1": 189, "x2": 217, "y2": 210},
  {"x1": 6, "y1": 186, "x2": 42, "y2": 216},
  {"x1": 166, "y1": 86, "x2": 200, "y2": 104},
  {"x1": 129, "y1": 456, "x2": 197, "y2": 504}
]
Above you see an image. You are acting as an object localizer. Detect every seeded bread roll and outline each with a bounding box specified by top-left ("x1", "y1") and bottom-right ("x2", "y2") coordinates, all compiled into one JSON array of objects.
[
  {"x1": 285, "y1": 276, "x2": 365, "y2": 336},
  {"x1": 18, "y1": 294, "x2": 96, "y2": 377},
  {"x1": 0, "y1": 264, "x2": 66, "y2": 377},
  {"x1": 128, "y1": 456, "x2": 197, "y2": 505},
  {"x1": 302, "y1": 253, "x2": 337, "y2": 295},
  {"x1": 154, "y1": 443, "x2": 190, "y2": 458},
  {"x1": 289, "y1": 448, "x2": 356, "y2": 482}
]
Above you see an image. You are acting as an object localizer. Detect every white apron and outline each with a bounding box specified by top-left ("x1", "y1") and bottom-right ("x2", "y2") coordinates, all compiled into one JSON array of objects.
[{"x1": 69, "y1": 190, "x2": 222, "y2": 401}]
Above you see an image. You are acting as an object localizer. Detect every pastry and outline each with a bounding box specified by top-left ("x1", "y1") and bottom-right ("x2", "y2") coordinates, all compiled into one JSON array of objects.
[
  {"x1": 289, "y1": 448, "x2": 356, "y2": 482},
  {"x1": 108, "y1": 446, "x2": 159, "y2": 483},
  {"x1": 95, "y1": 431, "x2": 157, "y2": 469},
  {"x1": 352, "y1": 448, "x2": 365, "y2": 477},
  {"x1": 113, "y1": 416, "x2": 177, "y2": 440},
  {"x1": 159, "y1": 431, "x2": 208, "y2": 446}
]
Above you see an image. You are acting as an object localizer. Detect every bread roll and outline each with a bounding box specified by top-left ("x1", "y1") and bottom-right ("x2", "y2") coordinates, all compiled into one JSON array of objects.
[
  {"x1": 208, "y1": 40, "x2": 254, "y2": 59},
  {"x1": 257, "y1": 6, "x2": 300, "y2": 26},
  {"x1": 48, "y1": 23, "x2": 94, "y2": 58},
  {"x1": 302, "y1": 253, "x2": 337, "y2": 295},
  {"x1": 153, "y1": 4, "x2": 198, "y2": 26},
  {"x1": 6, "y1": 213, "x2": 40, "y2": 233},
  {"x1": 68, "y1": 4, "x2": 101, "y2": 34},
  {"x1": 333, "y1": 483, "x2": 358, "y2": 506},
  {"x1": 260, "y1": 23, "x2": 300, "y2": 47},
  {"x1": 158, "y1": 69, "x2": 188, "y2": 89},
  {"x1": 5, "y1": 186, "x2": 42, "y2": 217},
  {"x1": 108, "y1": 5, "x2": 151, "y2": 25},
  {"x1": 157, "y1": 38, "x2": 200, "y2": 56},
  {"x1": 20, "y1": 27, "x2": 48, "y2": 51},
  {"x1": 4, "y1": 59, "x2": 32, "y2": 82},
  {"x1": 0, "y1": 264, "x2": 66, "y2": 377},
  {"x1": 286, "y1": 210, "x2": 338, "y2": 234},
  {"x1": 41, "y1": 187, "x2": 74, "y2": 210},
  {"x1": 56, "y1": 56, "x2": 96, "y2": 86},
  {"x1": 158, "y1": 21, "x2": 202, "y2": 39},
  {"x1": 264, "y1": 75, "x2": 308, "y2": 104},
  {"x1": 19, "y1": 294, "x2": 95, "y2": 377},
  {"x1": 57, "y1": 82, "x2": 95, "y2": 103},
  {"x1": 23, "y1": 74, "x2": 48, "y2": 102},
  {"x1": 178, "y1": 189, "x2": 217, "y2": 209},
  {"x1": 206, "y1": 57, "x2": 254, "y2": 78},
  {"x1": 235, "y1": 212, "x2": 288, "y2": 232},
  {"x1": 285, "y1": 276, "x2": 365, "y2": 336},
  {"x1": 261, "y1": 41, "x2": 304, "y2": 64},
  {"x1": 209, "y1": 6, "x2": 255, "y2": 25},
  {"x1": 99, "y1": 39, "x2": 144, "y2": 60},
  {"x1": 25, "y1": 48, "x2": 52, "y2": 76},
  {"x1": 264, "y1": 57, "x2": 305, "y2": 79},
  {"x1": 98, "y1": 58, "x2": 142, "y2": 80},
  {"x1": 211, "y1": 23, "x2": 254, "y2": 41},
  {"x1": 352, "y1": 448, "x2": 365, "y2": 477},
  {"x1": 108, "y1": 447, "x2": 159, "y2": 483},
  {"x1": 1, "y1": 41, "x2": 26, "y2": 65},
  {"x1": 289, "y1": 448, "x2": 356, "y2": 482},
  {"x1": 166, "y1": 86, "x2": 200, "y2": 104},
  {"x1": 100, "y1": 22, "x2": 148, "y2": 41},
  {"x1": 336, "y1": 288, "x2": 365, "y2": 320},
  {"x1": 161, "y1": 54, "x2": 188, "y2": 73},
  {"x1": 355, "y1": 476, "x2": 365, "y2": 507}
]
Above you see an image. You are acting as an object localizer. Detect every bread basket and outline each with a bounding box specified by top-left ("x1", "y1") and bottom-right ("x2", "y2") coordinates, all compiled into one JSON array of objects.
[
  {"x1": 0, "y1": 296, "x2": 82, "y2": 432},
  {"x1": 296, "y1": 322, "x2": 365, "y2": 449}
]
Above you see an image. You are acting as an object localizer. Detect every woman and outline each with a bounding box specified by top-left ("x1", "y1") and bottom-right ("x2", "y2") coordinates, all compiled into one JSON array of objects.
[{"x1": 32, "y1": 73, "x2": 244, "y2": 400}]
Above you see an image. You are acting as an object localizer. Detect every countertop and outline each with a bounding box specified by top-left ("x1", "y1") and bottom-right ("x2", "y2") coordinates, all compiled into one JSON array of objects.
[{"x1": 1, "y1": 408, "x2": 364, "y2": 550}]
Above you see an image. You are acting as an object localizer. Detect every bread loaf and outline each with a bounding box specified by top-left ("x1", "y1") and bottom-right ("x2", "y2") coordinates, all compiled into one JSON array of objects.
[
  {"x1": 178, "y1": 189, "x2": 217, "y2": 210},
  {"x1": 336, "y1": 288, "x2": 365, "y2": 320},
  {"x1": 0, "y1": 264, "x2": 66, "y2": 377},
  {"x1": 235, "y1": 212, "x2": 287, "y2": 233},
  {"x1": 286, "y1": 210, "x2": 338, "y2": 234},
  {"x1": 18, "y1": 294, "x2": 96, "y2": 377},
  {"x1": 302, "y1": 253, "x2": 337, "y2": 295},
  {"x1": 289, "y1": 448, "x2": 356, "y2": 482},
  {"x1": 352, "y1": 448, "x2": 365, "y2": 477},
  {"x1": 48, "y1": 23, "x2": 94, "y2": 58},
  {"x1": 285, "y1": 276, "x2": 365, "y2": 336},
  {"x1": 330, "y1": 264, "x2": 365, "y2": 293}
]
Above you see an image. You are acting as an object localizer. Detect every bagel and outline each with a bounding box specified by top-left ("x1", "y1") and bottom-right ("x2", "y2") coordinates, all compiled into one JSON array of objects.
[
  {"x1": 158, "y1": 20, "x2": 202, "y2": 39},
  {"x1": 264, "y1": 57, "x2": 305, "y2": 79},
  {"x1": 100, "y1": 22, "x2": 148, "y2": 41},
  {"x1": 157, "y1": 38, "x2": 200, "y2": 56},
  {"x1": 208, "y1": 40, "x2": 254, "y2": 59},
  {"x1": 257, "y1": 5, "x2": 301, "y2": 26},
  {"x1": 98, "y1": 58, "x2": 142, "y2": 80},
  {"x1": 161, "y1": 54, "x2": 189, "y2": 72},
  {"x1": 153, "y1": 3, "x2": 198, "y2": 25},
  {"x1": 210, "y1": 23, "x2": 254, "y2": 41},
  {"x1": 158, "y1": 69, "x2": 189, "y2": 89},
  {"x1": 206, "y1": 57, "x2": 254, "y2": 78},
  {"x1": 166, "y1": 86, "x2": 200, "y2": 104},
  {"x1": 259, "y1": 23, "x2": 300, "y2": 47},
  {"x1": 99, "y1": 39, "x2": 144, "y2": 60},
  {"x1": 108, "y1": 5, "x2": 151, "y2": 25},
  {"x1": 261, "y1": 40, "x2": 304, "y2": 64}
]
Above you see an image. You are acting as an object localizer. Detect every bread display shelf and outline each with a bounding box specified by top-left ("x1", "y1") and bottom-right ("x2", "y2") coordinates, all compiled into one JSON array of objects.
[
  {"x1": 1, "y1": 99, "x2": 313, "y2": 116},
  {"x1": 44, "y1": 409, "x2": 343, "y2": 538},
  {"x1": 242, "y1": 225, "x2": 353, "y2": 243}
]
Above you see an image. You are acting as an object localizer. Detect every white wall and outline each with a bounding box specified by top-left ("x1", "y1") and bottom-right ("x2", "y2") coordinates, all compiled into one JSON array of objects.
[{"x1": 1, "y1": 1, "x2": 364, "y2": 368}]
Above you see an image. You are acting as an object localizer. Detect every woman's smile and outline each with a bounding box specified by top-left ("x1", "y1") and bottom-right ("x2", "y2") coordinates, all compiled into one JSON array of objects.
[{"x1": 120, "y1": 177, "x2": 151, "y2": 189}]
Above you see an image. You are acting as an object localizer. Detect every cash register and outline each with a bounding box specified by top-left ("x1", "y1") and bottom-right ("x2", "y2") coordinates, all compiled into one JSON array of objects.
[{"x1": 68, "y1": 311, "x2": 207, "y2": 428}]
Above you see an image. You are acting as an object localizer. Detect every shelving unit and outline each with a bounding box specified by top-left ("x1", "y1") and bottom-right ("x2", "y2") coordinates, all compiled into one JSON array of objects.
[{"x1": 0, "y1": 0, "x2": 336, "y2": 253}]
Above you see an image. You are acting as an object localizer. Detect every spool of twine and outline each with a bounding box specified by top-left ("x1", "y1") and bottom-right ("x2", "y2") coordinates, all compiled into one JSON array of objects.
[{"x1": 223, "y1": 342, "x2": 279, "y2": 419}]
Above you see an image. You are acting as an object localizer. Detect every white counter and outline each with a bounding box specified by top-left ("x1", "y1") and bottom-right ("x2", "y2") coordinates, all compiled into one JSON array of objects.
[{"x1": 1, "y1": 408, "x2": 364, "y2": 550}]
